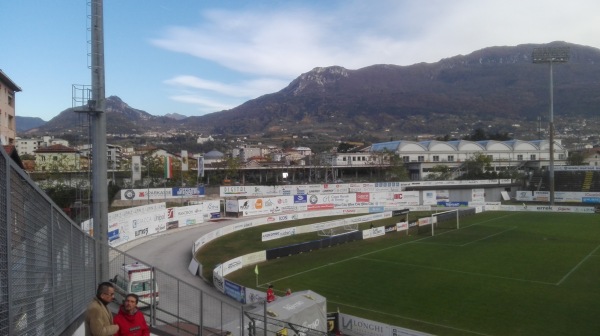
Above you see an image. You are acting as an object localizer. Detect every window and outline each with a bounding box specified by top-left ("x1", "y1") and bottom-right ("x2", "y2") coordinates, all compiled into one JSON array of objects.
[
  {"x1": 418, "y1": 156, "x2": 424, "y2": 162},
  {"x1": 448, "y1": 155, "x2": 454, "y2": 162},
  {"x1": 530, "y1": 154, "x2": 536, "y2": 160},
  {"x1": 433, "y1": 155, "x2": 439, "y2": 162},
  {"x1": 558, "y1": 154, "x2": 565, "y2": 160},
  {"x1": 402, "y1": 156, "x2": 409, "y2": 162},
  {"x1": 517, "y1": 154, "x2": 523, "y2": 161},
  {"x1": 342, "y1": 156, "x2": 346, "y2": 161},
  {"x1": 8, "y1": 95, "x2": 13, "y2": 107},
  {"x1": 487, "y1": 155, "x2": 493, "y2": 161},
  {"x1": 352, "y1": 157, "x2": 356, "y2": 161}
]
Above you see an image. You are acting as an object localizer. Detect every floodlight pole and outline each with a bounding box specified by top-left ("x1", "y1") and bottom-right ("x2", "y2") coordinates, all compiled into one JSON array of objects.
[
  {"x1": 91, "y1": 0, "x2": 109, "y2": 283},
  {"x1": 532, "y1": 47, "x2": 569, "y2": 206}
]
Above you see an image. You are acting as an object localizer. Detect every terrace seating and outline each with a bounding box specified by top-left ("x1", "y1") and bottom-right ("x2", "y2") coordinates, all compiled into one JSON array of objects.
[
  {"x1": 589, "y1": 172, "x2": 600, "y2": 192},
  {"x1": 553, "y1": 171, "x2": 584, "y2": 191}
]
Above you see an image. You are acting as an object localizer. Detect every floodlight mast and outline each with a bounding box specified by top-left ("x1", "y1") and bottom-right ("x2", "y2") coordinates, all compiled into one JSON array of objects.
[{"x1": 532, "y1": 47, "x2": 569, "y2": 206}]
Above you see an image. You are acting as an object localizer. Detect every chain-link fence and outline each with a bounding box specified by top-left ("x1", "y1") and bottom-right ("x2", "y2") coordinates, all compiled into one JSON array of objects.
[{"x1": 0, "y1": 147, "x2": 97, "y2": 335}]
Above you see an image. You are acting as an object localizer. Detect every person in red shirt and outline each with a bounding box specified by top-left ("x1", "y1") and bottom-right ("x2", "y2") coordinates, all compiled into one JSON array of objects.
[
  {"x1": 113, "y1": 294, "x2": 150, "y2": 336},
  {"x1": 266, "y1": 285, "x2": 276, "y2": 303}
]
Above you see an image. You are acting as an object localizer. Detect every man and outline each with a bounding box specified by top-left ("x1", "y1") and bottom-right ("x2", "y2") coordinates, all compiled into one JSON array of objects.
[
  {"x1": 114, "y1": 293, "x2": 150, "y2": 336},
  {"x1": 85, "y1": 282, "x2": 120, "y2": 336}
]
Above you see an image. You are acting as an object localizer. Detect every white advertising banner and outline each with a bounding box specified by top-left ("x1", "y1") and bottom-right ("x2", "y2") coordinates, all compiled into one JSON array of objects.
[
  {"x1": 392, "y1": 191, "x2": 420, "y2": 206},
  {"x1": 397, "y1": 222, "x2": 408, "y2": 231},
  {"x1": 261, "y1": 227, "x2": 297, "y2": 242},
  {"x1": 471, "y1": 188, "x2": 485, "y2": 202},
  {"x1": 422, "y1": 190, "x2": 437, "y2": 205},
  {"x1": 436, "y1": 190, "x2": 450, "y2": 203},
  {"x1": 226, "y1": 200, "x2": 239, "y2": 212},
  {"x1": 221, "y1": 257, "x2": 243, "y2": 276},
  {"x1": 237, "y1": 197, "x2": 293, "y2": 216},
  {"x1": 515, "y1": 190, "x2": 533, "y2": 201},
  {"x1": 131, "y1": 155, "x2": 141, "y2": 182},
  {"x1": 107, "y1": 206, "x2": 167, "y2": 247},
  {"x1": 181, "y1": 150, "x2": 189, "y2": 171}
]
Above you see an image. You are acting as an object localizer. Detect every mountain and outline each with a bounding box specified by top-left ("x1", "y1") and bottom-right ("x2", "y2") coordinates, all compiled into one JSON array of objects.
[
  {"x1": 16, "y1": 116, "x2": 46, "y2": 132},
  {"x1": 164, "y1": 113, "x2": 187, "y2": 120},
  {"x1": 25, "y1": 96, "x2": 177, "y2": 135},
  {"x1": 181, "y1": 41, "x2": 600, "y2": 140},
  {"x1": 29, "y1": 41, "x2": 600, "y2": 141}
]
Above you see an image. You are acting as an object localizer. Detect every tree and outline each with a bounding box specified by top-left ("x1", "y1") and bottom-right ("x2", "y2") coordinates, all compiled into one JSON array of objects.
[
  {"x1": 566, "y1": 151, "x2": 586, "y2": 166},
  {"x1": 427, "y1": 165, "x2": 453, "y2": 180},
  {"x1": 337, "y1": 142, "x2": 354, "y2": 153},
  {"x1": 459, "y1": 152, "x2": 492, "y2": 179}
]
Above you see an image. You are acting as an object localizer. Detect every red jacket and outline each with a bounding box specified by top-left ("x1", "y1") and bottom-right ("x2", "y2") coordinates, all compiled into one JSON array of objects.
[
  {"x1": 113, "y1": 306, "x2": 150, "y2": 336},
  {"x1": 266, "y1": 288, "x2": 275, "y2": 303}
]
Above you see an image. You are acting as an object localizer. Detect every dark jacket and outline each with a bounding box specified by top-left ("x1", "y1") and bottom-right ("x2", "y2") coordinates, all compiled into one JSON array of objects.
[
  {"x1": 113, "y1": 306, "x2": 150, "y2": 336},
  {"x1": 85, "y1": 297, "x2": 119, "y2": 336}
]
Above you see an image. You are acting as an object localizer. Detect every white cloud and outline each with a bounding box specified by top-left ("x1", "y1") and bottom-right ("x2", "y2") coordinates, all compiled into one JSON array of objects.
[
  {"x1": 169, "y1": 94, "x2": 236, "y2": 113},
  {"x1": 164, "y1": 75, "x2": 287, "y2": 98},
  {"x1": 151, "y1": 0, "x2": 600, "y2": 115}
]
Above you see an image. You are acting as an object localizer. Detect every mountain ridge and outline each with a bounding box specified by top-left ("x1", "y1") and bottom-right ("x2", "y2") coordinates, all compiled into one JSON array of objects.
[{"x1": 25, "y1": 41, "x2": 600, "y2": 141}]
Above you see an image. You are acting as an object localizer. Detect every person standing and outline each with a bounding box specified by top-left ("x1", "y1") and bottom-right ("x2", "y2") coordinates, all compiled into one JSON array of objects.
[
  {"x1": 266, "y1": 285, "x2": 276, "y2": 303},
  {"x1": 114, "y1": 293, "x2": 150, "y2": 336},
  {"x1": 85, "y1": 282, "x2": 120, "y2": 336}
]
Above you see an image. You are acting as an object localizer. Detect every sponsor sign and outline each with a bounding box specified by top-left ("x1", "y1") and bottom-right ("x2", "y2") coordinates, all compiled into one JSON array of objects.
[
  {"x1": 172, "y1": 186, "x2": 205, "y2": 197},
  {"x1": 245, "y1": 287, "x2": 267, "y2": 304},
  {"x1": 340, "y1": 313, "x2": 389, "y2": 336},
  {"x1": 121, "y1": 188, "x2": 205, "y2": 200},
  {"x1": 262, "y1": 227, "x2": 297, "y2": 242},
  {"x1": 437, "y1": 201, "x2": 468, "y2": 207},
  {"x1": 224, "y1": 280, "x2": 246, "y2": 304},
  {"x1": 108, "y1": 229, "x2": 119, "y2": 242},
  {"x1": 222, "y1": 257, "x2": 243, "y2": 276}
]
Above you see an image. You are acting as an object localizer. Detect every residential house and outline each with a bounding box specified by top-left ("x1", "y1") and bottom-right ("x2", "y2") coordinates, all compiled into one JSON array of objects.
[{"x1": 34, "y1": 144, "x2": 82, "y2": 172}]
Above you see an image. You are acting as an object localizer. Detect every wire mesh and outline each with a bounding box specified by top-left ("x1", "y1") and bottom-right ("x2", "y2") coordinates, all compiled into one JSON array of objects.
[{"x1": 1, "y1": 147, "x2": 97, "y2": 335}]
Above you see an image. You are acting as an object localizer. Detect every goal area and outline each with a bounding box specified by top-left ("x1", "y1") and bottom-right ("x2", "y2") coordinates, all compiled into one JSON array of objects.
[
  {"x1": 318, "y1": 223, "x2": 359, "y2": 237},
  {"x1": 417, "y1": 208, "x2": 477, "y2": 236}
]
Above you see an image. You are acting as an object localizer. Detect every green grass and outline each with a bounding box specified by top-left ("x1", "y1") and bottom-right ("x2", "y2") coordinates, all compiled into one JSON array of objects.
[
  {"x1": 196, "y1": 211, "x2": 433, "y2": 279},
  {"x1": 217, "y1": 211, "x2": 600, "y2": 336}
]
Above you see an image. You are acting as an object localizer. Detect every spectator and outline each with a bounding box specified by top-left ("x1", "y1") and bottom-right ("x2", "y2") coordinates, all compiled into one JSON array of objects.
[
  {"x1": 114, "y1": 293, "x2": 150, "y2": 336},
  {"x1": 266, "y1": 285, "x2": 276, "y2": 303},
  {"x1": 285, "y1": 288, "x2": 292, "y2": 296},
  {"x1": 85, "y1": 282, "x2": 119, "y2": 336}
]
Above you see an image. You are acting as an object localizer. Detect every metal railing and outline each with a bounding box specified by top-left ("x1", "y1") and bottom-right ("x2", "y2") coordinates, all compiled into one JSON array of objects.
[{"x1": 0, "y1": 146, "x2": 324, "y2": 336}]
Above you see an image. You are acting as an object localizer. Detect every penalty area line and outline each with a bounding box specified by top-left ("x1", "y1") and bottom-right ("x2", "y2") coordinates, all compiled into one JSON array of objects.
[{"x1": 556, "y1": 242, "x2": 600, "y2": 286}]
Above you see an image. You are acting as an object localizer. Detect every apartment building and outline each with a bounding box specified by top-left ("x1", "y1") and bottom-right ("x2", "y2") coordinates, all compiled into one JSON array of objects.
[
  {"x1": 0, "y1": 70, "x2": 21, "y2": 145},
  {"x1": 15, "y1": 135, "x2": 70, "y2": 155}
]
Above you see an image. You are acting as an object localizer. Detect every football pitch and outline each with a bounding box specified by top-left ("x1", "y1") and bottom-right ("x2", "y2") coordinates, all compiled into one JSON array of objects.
[{"x1": 226, "y1": 211, "x2": 600, "y2": 336}]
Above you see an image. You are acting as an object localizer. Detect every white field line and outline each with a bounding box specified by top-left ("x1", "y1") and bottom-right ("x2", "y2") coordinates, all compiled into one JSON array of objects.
[
  {"x1": 556, "y1": 242, "x2": 600, "y2": 286},
  {"x1": 328, "y1": 300, "x2": 494, "y2": 336},
  {"x1": 359, "y1": 257, "x2": 556, "y2": 286},
  {"x1": 460, "y1": 226, "x2": 517, "y2": 246},
  {"x1": 265, "y1": 213, "x2": 520, "y2": 285},
  {"x1": 415, "y1": 226, "x2": 517, "y2": 247}
]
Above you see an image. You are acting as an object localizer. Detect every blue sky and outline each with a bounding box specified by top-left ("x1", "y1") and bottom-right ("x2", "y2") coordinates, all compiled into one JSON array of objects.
[{"x1": 3, "y1": 0, "x2": 600, "y2": 120}]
